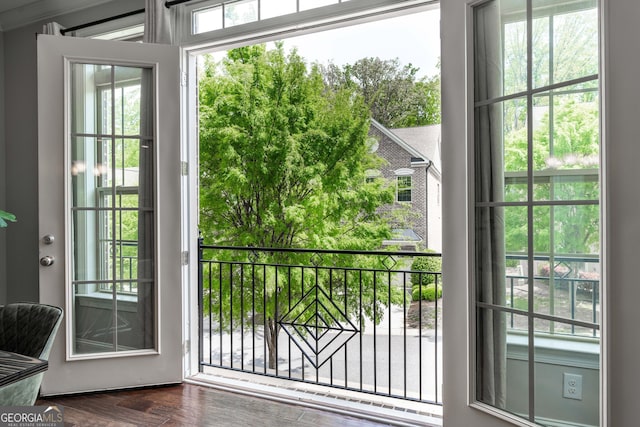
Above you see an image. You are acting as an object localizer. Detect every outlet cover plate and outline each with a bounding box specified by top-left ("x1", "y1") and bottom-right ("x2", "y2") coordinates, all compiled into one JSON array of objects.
[{"x1": 563, "y1": 373, "x2": 583, "y2": 400}]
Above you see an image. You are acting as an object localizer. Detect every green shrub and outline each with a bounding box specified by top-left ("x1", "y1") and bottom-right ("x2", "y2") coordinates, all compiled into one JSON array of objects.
[
  {"x1": 412, "y1": 283, "x2": 443, "y2": 302},
  {"x1": 411, "y1": 249, "x2": 442, "y2": 286}
]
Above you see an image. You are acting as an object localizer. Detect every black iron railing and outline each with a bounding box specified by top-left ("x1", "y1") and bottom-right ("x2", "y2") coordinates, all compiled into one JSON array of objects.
[{"x1": 198, "y1": 241, "x2": 443, "y2": 405}]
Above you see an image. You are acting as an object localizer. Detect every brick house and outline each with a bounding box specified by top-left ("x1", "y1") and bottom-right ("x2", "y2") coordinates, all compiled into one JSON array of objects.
[{"x1": 368, "y1": 119, "x2": 442, "y2": 251}]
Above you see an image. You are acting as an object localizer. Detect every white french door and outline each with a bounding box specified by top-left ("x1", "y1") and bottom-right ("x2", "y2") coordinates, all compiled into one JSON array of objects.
[{"x1": 37, "y1": 35, "x2": 183, "y2": 395}]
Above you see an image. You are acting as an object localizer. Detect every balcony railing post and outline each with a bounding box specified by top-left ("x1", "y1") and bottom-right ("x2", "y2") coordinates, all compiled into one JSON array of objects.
[{"x1": 197, "y1": 234, "x2": 204, "y2": 373}]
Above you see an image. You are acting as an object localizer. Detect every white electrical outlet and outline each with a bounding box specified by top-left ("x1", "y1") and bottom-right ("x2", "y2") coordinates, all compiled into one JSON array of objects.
[{"x1": 563, "y1": 373, "x2": 583, "y2": 400}]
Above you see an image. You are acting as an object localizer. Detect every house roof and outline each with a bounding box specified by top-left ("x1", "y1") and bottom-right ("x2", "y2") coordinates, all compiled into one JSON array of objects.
[{"x1": 390, "y1": 124, "x2": 442, "y2": 173}]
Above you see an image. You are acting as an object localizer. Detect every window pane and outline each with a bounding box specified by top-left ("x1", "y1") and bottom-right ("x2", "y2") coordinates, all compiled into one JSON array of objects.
[
  {"x1": 504, "y1": 18, "x2": 528, "y2": 95},
  {"x1": 476, "y1": 0, "x2": 527, "y2": 102},
  {"x1": 503, "y1": 97, "x2": 529, "y2": 203},
  {"x1": 504, "y1": 316, "x2": 530, "y2": 418},
  {"x1": 115, "y1": 138, "x2": 142, "y2": 187},
  {"x1": 530, "y1": 16, "x2": 550, "y2": 89},
  {"x1": 533, "y1": 205, "x2": 600, "y2": 331},
  {"x1": 532, "y1": 83, "x2": 599, "y2": 201},
  {"x1": 261, "y1": 0, "x2": 297, "y2": 20},
  {"x1": 113, "y1": 68, "x2": 143, "y2": 136},
  {"x1": 71, "y1": 63, "x2": 111, "y2": 135},
  {"x1": 225, "y1": 0, "x2": 258, "y2": 28},
  {"x1": 73, "y1": 283, "x2": 115, "y2": 354},
  {"x1": 71, "y1": 136, "x2": 112, "y2": 208},
  {"x1": 532, "y1": 0, "x2": 598, "y2": 89},
  {"x1": 475, "y1": 206, "x2": 506, "y2": 307},
  {"x1": 476, "y1": 101, "x2": 529, "y2": 203},
  {"x1": 193, "y1": 6, "x2": 223, "y2": 34},
  {"x1": 477, "y1": 307, "x2": 529, "y2": 415}
]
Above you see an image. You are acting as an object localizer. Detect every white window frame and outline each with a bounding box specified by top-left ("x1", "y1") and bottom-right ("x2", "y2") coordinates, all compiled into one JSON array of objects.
[
  {"x1": 396, "y1": 174, "x2": 413, "y2": 202},
  {"x1": 178, "y1": 0, "x2": 440, "y2": 383},
  {"x1": 467, "y1": 0, "x2": 601, "y2": 425},
  {"x1": 178, "y1": 0, "x2": 438, "y2": 49}
]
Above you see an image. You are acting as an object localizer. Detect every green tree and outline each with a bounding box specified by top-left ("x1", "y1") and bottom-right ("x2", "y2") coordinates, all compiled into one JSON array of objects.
[
  {"x1": 321, "y1": 57, "x2": 440, "y2": 128},
  {"x1": 199, "y1": 44, "x2": 402, "y2": 368}
]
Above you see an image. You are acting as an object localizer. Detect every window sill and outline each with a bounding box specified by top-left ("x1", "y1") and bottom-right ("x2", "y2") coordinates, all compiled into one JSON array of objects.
[{"x1": 507, "y1": 331, "x2": 599, "y2": 369}]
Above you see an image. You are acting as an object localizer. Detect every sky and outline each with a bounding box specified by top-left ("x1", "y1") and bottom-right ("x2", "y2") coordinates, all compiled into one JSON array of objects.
[
  {"x1": 205, "y1": 8, "x2": 440, "y2": 79},
  {"x1": 283, "y1": 9, "x2": 440, "y2": 78}
]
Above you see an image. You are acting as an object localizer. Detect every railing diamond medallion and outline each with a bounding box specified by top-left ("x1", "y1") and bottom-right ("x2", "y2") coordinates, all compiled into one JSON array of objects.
[{"x1": 279, "y1": 285, "x2": 359, "y2": 369}]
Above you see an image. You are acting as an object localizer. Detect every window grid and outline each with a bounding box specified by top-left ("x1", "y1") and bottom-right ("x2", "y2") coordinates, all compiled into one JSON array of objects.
[
  {"x1": 473, "y1": 4, "x2": 600, "y2": 334},
  {"x1": 192, "y1": 0, "x2": 349, "y2": 35}
]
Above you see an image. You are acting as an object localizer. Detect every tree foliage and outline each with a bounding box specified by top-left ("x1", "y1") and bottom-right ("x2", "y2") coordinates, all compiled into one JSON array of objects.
[
  {"x1": 321, "y1": 57, "x2": 440, "y2": 128},
  {"x1": 200, "y1": 44, "x2": 395, "y2": 249}
]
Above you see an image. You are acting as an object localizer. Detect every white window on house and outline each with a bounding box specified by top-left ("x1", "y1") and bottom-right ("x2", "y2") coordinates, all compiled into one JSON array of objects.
[
  {"x1": 471, "y1": 0, "x2": 600, "y2": 425},
  {"x1": 365, "y1": 169, "x2": 381, "y2": 184},
  {"x1": 397, "y1": 175, "x2": 412, "y2": 202}
]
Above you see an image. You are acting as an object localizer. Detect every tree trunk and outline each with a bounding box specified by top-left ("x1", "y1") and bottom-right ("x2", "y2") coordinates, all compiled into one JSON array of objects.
[{"x1": 266, "y1": 318, "x2": 279, "y2": 370}]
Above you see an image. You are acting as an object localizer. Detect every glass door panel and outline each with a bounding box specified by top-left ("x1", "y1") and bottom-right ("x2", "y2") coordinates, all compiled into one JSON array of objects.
[{"x1": 70, "y1": 63, "x2": 155, "y2": 354}]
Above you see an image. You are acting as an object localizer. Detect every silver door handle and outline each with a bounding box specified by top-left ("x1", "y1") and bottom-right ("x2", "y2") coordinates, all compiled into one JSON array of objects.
[{"x1": 40, "y1": 256, "x2": 55, "y2": 267}]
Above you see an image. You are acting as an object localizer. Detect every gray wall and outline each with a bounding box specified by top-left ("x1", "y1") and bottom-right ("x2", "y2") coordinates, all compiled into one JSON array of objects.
[
  {"x1": 0, "y1": 30, "x2": 5, "y2": 304},
  {"x1": 1, "y1": 0, "x2": 142, "y2": 304}
]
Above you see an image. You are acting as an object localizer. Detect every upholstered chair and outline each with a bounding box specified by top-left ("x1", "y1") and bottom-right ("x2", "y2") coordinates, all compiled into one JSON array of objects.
[{"x1": 0, "y1": 303, "x2": 63, "y2": 405}]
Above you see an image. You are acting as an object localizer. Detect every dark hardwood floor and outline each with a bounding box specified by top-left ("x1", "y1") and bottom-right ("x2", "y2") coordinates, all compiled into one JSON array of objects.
[{"x1": 38, "y1": 383, "x2": 395, "y2": 426}]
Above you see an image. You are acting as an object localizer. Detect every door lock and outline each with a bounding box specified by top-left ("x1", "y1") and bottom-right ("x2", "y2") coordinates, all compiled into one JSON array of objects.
[
  {"x1": 39, "y1": 256, "x2": 55, "y2": 267},
  {"x1": 43, "y1": 234, "x2": 55, "y2": 245}
]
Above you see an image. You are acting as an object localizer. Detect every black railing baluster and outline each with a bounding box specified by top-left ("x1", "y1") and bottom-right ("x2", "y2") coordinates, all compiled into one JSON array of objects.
[
  {"x1": 301, "y1": 266, "x2": 305, "y2": 382},
  {"x1": 329, "y1": 268, "x2": 334, "y2": 386},
  {"x1": 288, "y1": 266, "x2": 292, "y2": 378},
  {"x1": 388, "y1": 268, "x2": 392, "y2": 396},
  {"x1": 208, "y1": 262, "x2": 213, "y2": 366},
  {"x1": 240, "y1": 265, "x2": 244, "y2": 370},
  {"x1": 252, "y1": 263, "x2": 256, "y2": 372},
  {"x1": 344, "y1": 268, "x2": 348, "y2": 390},
  {"x1": 359, "y1": 269, "x2": 363, "y2": 392},
  {"x1": 373, "y1": 270, "x2": 377, "y2": 394},
  {"x1": 403, "y1": 270, "x2": 407, "y2": 399},
  {"x1": 593, "y1": 280, "x2": 598, "y2": 337},
  {"x1": 263, "y1": 264, "x2": 267, "y2": 375},
  {"x1": 571, "y1": 280, "x2": 576, "y2": 335},
  {"x1": 275, "y1": 265, "x2": 279, "y2": 377},
  {"x1": 435, "y1": 274, "x2": 439, "y2": 404},
  {"x1": 315, "y1": 264, "x2": 319, "y2": 384},
  {"x1": 419, "y1": 272, "x2": 423, "y2": 401},
  {"x1": 198, "y1": 236, "x2": 204, "y2": 372},
  {"x1": 230, "y1": 262, "x2": 233, "y2": 369},
  {"x1": 218, "y1": 262, "x2": 222, "y2": 366}
]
